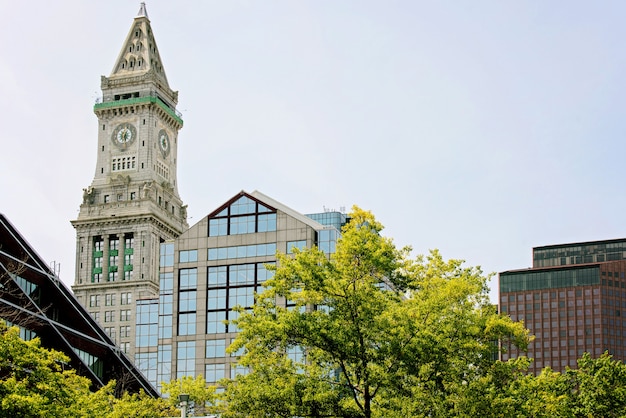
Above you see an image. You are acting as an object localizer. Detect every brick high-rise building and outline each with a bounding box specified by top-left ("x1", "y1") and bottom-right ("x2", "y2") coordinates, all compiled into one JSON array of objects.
[{"x1": 499, "y1": 239, "x2": 626, "y2": 373}]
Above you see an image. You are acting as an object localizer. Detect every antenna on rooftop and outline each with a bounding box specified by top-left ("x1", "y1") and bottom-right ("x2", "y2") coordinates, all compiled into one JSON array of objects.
[{"x1": 50, "y1": 261, "x2": 61, "y2": 284}]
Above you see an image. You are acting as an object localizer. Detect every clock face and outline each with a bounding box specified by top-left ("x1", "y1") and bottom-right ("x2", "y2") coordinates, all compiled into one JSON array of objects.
[
  {"x1": 111, "y1": 123, "x2": 136, "y2": 149},
  {"x1": 158, "y1": 129, "x2": 170, "y2": 157}
]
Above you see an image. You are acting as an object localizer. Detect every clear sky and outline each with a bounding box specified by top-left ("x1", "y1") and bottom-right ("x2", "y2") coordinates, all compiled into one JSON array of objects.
[{"x1": 2, "y1": 1, "x2": 625, "y2": 302}]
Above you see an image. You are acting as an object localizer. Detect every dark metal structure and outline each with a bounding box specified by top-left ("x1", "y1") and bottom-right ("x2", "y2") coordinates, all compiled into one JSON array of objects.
[{"x1": 0, "y1": 213, "x2": 158, "y2": 397}]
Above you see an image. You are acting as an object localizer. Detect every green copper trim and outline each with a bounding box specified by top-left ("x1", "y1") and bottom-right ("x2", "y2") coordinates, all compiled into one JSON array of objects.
[{"x1": 94, "y1": 96, "x2": 184, "y2": 126}]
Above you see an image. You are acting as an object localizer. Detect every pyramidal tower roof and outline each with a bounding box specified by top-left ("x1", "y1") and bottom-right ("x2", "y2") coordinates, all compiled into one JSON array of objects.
[{"x1": 109, "y1": 2, "x2": 170, "y2": 88}]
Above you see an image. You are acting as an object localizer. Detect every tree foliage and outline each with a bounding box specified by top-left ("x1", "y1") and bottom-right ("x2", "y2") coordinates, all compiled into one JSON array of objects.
[
  {"x1": 0, "y1": 322, "x2": 92, "y2": 417},
  {"x1": 0, "y1": 321, "x2": 172, "y2": 417},
  {"x1": 161, "y1": 374, "x2": 218, "y2": 416},
  {"x1": 220, "y1": 207, "x2": 529, "y2": 417}
]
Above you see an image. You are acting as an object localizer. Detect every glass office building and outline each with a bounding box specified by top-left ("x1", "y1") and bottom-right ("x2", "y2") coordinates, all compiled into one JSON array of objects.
[
  {"x1": 134, "y1": 191, "x2": 343, "y2": 391},
  {"x1": 500, "y1": 239, "x2": 626, "y2": 374}
]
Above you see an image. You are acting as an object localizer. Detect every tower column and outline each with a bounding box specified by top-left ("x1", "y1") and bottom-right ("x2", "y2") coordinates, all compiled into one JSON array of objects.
[
  {"x1": 71, "y1": 3, "x2": 187, "y2": 360},
  {"x1": 118, "y1": 233, "x2": 125, "y2": 282},
  {"x1": 102, "y1": 235, "x2": 109, "y2": 283}
]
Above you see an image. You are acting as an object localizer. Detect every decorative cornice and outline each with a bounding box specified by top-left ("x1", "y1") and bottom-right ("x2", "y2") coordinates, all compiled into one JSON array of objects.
[
  {"x1": 94, "y1": 95, "x2": 183, "y2": 127},
  {"x1": 71, "y1": 213, "x2": 186, "y2": 238}
]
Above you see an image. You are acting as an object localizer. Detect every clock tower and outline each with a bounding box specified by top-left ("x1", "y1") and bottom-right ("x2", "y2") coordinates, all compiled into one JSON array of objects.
[{"x1": 72, "y1": 3, "x2": 188, "y2": 359}]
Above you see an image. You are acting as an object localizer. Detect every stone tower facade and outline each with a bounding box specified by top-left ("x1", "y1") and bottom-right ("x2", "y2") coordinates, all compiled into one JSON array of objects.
[{"x1": 72, "y1": 3, "x2": 188, "y2": 359}]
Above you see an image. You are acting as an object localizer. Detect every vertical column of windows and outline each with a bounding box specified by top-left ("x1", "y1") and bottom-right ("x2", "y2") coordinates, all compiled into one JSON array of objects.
[
  {"x1": 157, "y1": 243, "x2": 174, "y2": 389},
  {"x1": 136, "y1": 301, "x2": 158, "y2": 348},
  {"x1": 178, "y1": 268, "x2": 197, "y2": 336},
  {"x1": 124, "y1": 233, "x2": 134, "y2": 280},
  {"x1": 92, "y1": 237, "x2": 103, "y2": 283},
  {"x1": 176, "y1": 341, "x2": 195, "y2": 378},
  {"x1": 157, "y1": 344, "x2": 172, "y2": 392},
  {"x1": 159, "y1": 272, "x2": 173, "y2": 339},
  {"x1": 108, "y1": 236, "x2": 119, "y2": 282}
]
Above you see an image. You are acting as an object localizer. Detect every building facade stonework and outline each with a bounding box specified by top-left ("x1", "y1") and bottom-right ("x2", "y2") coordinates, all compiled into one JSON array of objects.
[{"x1": 72, "y1": 3, "x2": 187, "y2": 360}]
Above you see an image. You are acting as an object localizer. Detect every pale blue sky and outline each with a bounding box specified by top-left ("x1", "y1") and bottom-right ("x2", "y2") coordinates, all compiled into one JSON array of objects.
[{"x1": 1, "y1": 1, "x2": 625, "y2": 301}]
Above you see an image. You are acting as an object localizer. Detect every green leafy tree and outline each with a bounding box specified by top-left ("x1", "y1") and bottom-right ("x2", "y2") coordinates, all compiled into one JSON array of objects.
[
  {"x1": 454, "y1": 352, "x2": 626, "y2": 418},
  {"x1": 221, "y1": 207, "x2": 529, "y2": 418},
  {"x1": 105, "y1": 388, "x2": 173, "y2": 418},
  {"x1": 568, "y1": 352, "x2": 626, "y2": 417},
  {"x1": 161, "y1": 375, "x2": 217, "y2": 417},
  {"x1": 0, "y1": 322, "x2": 95, "y2": 417},
  {"x1": 0, "y1": 321, "x2": 173, "y2": 417}
]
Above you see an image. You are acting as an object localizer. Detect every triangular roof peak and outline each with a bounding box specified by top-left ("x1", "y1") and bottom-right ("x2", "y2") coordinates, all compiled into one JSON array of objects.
[
  {"x1": 204, "y1": 190, "x2": 326, "y2": 231},
  {"x1": 108, "y1": 3, "x2": 169, "y2": 87}
]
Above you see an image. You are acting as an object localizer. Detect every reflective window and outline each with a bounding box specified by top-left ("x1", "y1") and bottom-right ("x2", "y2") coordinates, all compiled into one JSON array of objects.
[
  {"x1": 229, "y1": 264, "x2": 256, "y2": 286},
  {"x1": 288, "y1": 345, "x2": 305, "y2": 364},
  {"x1": 257, "y1": 213, "x2": 276, "y2": 232},
  {"x1": 179, "y1": 290, "x2": 197, "y2": 312},
  {"x1": 500, "y1": 266, "x2": 600, "y2": 292},
  {"x1": 318, "y1": 229, "x2": 338, "y2": 254},
  {"x1": 209, "y1": 218, "x2": 227, "y2": 236},
  {"x1": 207, "y1": 289, "x2": 227, "y2": 310},
  {"x1": 230, "y1": 365, "x2": 249, "y2": 379},
  {"x1": 136, "y1": 301, "x2": 158, "y2": 348},
  {"x1": 180, "y1": 268, "x2": 197, "y2": 290},
  {"x1": 230, "y1": 196, "x2": 257, "y2": 215},
  {"x1": 208, "y1": 243, "x2": 276, "y2": 261},
  {"x1": 206, "y1": 263, "x2": 274, "y2": 334},
  {"x1": 178, "y1": 312, "x2": 196, "y2": 336},
  {"x1": 160, "y1": 272, "x2": 174, "y2": 292},
  {"x1": 287, "y1": 240, "x2": 307, "y2": 254},
  {"x1": 135, "y1": 352, "x2": 157, "y2": 384},
  {"x1": 230, "y1": 215, "x2": 255, "y2": 235},
  {"x1": 208, "y1": 195, "x2": 276, "y2": 236},
  {"x1": 206, "y1": 311, "x2": 226, "y2": 334},
  {"x1": 178, "y1": 268, "x2": 197, "y2": 336},
  {"x1": 157, "y1": 344, "x2": 172, "y2": 391},
  {"x1": 160, "y1": 243, "x2": 174, "y2": 267},
  {"x1": 206, "y1": 339, "x2": 226, "y2": 358},
  {"x1": 229, "y1": 286, "x2": 255, "y2": 308},
  {"x1": 180, "y1": 250, "x2": 198, "y2": 263},
  {"x1": 176, "y1": 341, "x2": 195, "y2": 378},
  {"x1": 205, "y1": 363, "x2": 225, "y2": 384}
]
